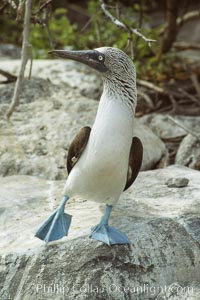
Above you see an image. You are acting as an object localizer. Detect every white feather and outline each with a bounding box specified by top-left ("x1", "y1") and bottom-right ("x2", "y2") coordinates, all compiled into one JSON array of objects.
[{"x1": 64, "y1": 91, "x2": 133, "y2": 205}]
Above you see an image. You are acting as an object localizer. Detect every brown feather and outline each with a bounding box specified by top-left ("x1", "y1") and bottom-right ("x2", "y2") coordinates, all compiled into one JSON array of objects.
[
  {"x1": 67, "y1": 126, "x2": 91, "y2": 174},
  {"x1": 124, "y1": 136, "x2": 143, "y2": 191}
]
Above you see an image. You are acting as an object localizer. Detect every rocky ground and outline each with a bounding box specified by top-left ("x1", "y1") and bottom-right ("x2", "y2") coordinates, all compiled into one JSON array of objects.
[
  {"x1": 0, "y1": 57, "x2": 200, "y2": 300},
  {"x1": 1, "y1": 166, "x2": 200, "y2": 300}
]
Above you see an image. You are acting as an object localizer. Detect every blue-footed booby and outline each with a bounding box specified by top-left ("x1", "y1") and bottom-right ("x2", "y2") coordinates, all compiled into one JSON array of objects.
[{"x1": 35, "y1": 47, "x2": 143, "y2": 245}]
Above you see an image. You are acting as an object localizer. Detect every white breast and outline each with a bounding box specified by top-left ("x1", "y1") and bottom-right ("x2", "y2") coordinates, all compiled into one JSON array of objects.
[{"x1": 64, "y1": 93, "x2": 134, "y2": 204}]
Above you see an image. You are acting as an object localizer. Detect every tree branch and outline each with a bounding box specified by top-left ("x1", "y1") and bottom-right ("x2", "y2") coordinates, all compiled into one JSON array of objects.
[
  {"x1": 7, "y1": 0, "x2": 17, "y2": 9},
  {"x1": 137, "y1": 79, "x2": 164, "y2": 94},
  {"x1": 137, "y1": 89, "x2": 154, "y2": 108},
  {"x1": 99, "y1": 0, "x2": 156, "y2": 45},
  {"x1": 178, "y1": 87, "x2": 200, "y2": 107},
  {"x1": 81, "y1": 9, "x2": 101, "y2": 32},
  {"x1": 160, "y1": 10, "x2": 200, "y2": 35},
  {"x1": 32, "y1": 0, "x2": 53, "y2": 16},
  {"x1": 177, "y1": 9, "x2": 200, "y2": 27},
  {"x1": 168, "y1": 115, "x2": 200, "y2": 140},
  {"x1": 173, "y1": 41, "x2": 200, "y2": 51},
  {"x1": 190, "y1": 73, "x2": 200, "y2": 99},
  {"x1": 137, "y1": 79, "x2": 185, "y2": 98},
  {"x1": 0, "y1": 69, "x2": 17, "y2": 84},
  {"x1": 44, "y1": 8, "x2": 54, "y2": 50},
  {"x1": 16, "y1": 0, "x2": 25, "y2": 20},
  {"x1": 0, "y1": 1, "x2": 8, "y2": 13},
  {"x1": 6, "y1": 0, "x2": 32, "y2": 119},
  {"x1": 157, "y1": 0, "x2": 178, "y2": 59}
]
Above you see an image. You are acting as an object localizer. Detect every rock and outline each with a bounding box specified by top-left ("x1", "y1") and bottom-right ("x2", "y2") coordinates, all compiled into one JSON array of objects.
[
  {"x1": 0, "y1": 44, "x2": 21, "y2": 60},
  {"x1": 140, "y1": 114, "x2": 200, "y2": 167},
  {"x1": 166, "y1": 177, "x2": 189, "y2": 188},
  {"x1": 176, "y1": 134, "x2": 200, "y2": 170},
  {"x1": 0, "y1": 78, "x2": 166, "y2": 179},
  {"x1": 140, "y1": 113, "x2": 200, "y2": 139},
  {"x1": 156, "y1": 282, "x2": 200, "y2": 300},
  {"x1": 0, "y1": 77, "x2": 56, "y2": 104},
  {"x1": 176, "y1": 17, "x2": 200, "y2": 65},
  {"x1": 0, "y1": 59, "x2": 102, "y2": 100},
  {"x1": 133, "y1": 121, "x2": 167, "y2": 171},
  {"x1": 0, "y1": 165, "x2": 200, "y2": 300},
  {"x1": 0, "y1": 175, "x2": 102, "y2": 255}
]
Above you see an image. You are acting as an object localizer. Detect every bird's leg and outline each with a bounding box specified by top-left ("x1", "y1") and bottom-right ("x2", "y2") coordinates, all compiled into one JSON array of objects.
[
  {"x1": 35, "y1": 195, "x2": 72, "y2": 243},
  {"x1": 90, "y1": 204, "x2": 130, "y2": 245}
]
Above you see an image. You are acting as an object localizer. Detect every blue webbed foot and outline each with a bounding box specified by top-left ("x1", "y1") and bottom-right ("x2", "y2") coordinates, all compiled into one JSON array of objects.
[
  {"x1": 35, "y1": 196, "x2": 72, "y2": 243},
  {"x1": 90, "y1": 204, "x2": 130, "y2": 245},
  {"x1": 90, "y1": 224, "x2": 130, "y2": 245}
]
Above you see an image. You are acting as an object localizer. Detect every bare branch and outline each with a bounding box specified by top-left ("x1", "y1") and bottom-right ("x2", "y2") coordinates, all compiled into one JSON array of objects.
[
  {"x1": 6, "y1": 0, "x2": 32, "y2": 119},
  {"x1": 81, "y1": 9, "x2": 101, "y2": 32},
  {"x1": 99, "y1": 0, "x2": 156, "y2": 45},
  {"x1": 137, "y1": 89, "x2": 154, "y2": 108},
  {"x1": 137, "y1": 79, "x2": 186, "y2": 100},
  {"x1": 115, "y1": 2, "x2": 121, "y2": 19},
  {"x1": 99, "y1": 0, "x2": 128, "y2": 30},
  {"x1": 167, "y1": 115, "x2": 200, "y2": 140},
  {"x1": 67, "y1": 4, "x2": 89, "y2": 17},
  {"x1": 137, "y1": 79, "x2": 194, "y2": 102},
  {"x1": 137, "y1": 79, "x2": 164, "y2": 94},
  {"x1": 177, "y1": 9, "x2": 200, "y2": 27},
  {"x1": 178, "y1": 87, "x2": 200, "y2": 106},
  {"x1": 17, "y1": 0, "x2": 25, "y2": 20},
  {"x1": 137, "y1": 0, "x2": 143, "y2": 29},
  {"x1": 173, "y1": 41, "x2": 200, "y2": 51},
  {"x1": 190, "y1": 73, "x2": 200, "y2": 99},
  {"x1": 0, "y1": 2, "x2": 8, "y2": 13},
  {"x1": 28, "y1": 46, "x2": 33, "y2": 79},
  {"x1": 160, "y1": 10, "x2": 200, "y2": 35},
  {"x1": 157, "y1": 0, "x2": 178, "y2": 59},
  {"x1": 0, "y1": 69, "x2": 17, "y2": 84},
  {"x1": 32, "y1": 0, "x2": 53, "y2": 16},
  {"x1": 7, "y1": 0, "x2": 17, "y2": 9},
  {"x1": 44, "y1": 8, "x2": 54, "y2": 50},
  {"x1": 168, "y1": 94, "x2": 177, "y2": 114},
  {"x1": 135, "y1": 0, "x2": 144, "y2": 49},
  {"x1": 125, "y1": 33, "x2": 134, "y2": 59}
]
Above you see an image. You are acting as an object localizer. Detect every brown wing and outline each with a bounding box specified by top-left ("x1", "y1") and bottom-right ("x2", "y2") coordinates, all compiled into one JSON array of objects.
[
  {"x1": 67, "y1": 126, "x2": 91, "y2": 174},
  {"x1": 124, "y1": 136, "x2": 143, "y2": 191}
]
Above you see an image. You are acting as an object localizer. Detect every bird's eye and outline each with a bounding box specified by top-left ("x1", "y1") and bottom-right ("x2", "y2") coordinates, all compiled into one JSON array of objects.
[{"x1": 98, "y1": 55, "x2": 104, "y2": 61}]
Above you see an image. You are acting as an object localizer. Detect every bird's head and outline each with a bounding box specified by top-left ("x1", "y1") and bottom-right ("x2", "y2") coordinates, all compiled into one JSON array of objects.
[{"x1": 49, "y1": 47, "x2": 136, "y2": 83}]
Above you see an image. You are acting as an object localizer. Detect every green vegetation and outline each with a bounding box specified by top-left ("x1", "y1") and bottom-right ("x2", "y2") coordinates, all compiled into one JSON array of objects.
[
  {"x1": 0, "y1": 2, "x2": 157, "y2": 55},
  {"x1": 0, "y1": 0, "x2": 183, "y2": 82},
  {"x1": 29, "y1": 8, "x2": 78, "y2": 58}
]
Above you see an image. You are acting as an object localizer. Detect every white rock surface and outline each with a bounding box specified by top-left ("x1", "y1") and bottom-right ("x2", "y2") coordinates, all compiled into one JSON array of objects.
[
  {"x1": 156, "y1": 282, "x2": 200, "y2": 300},
  {"x1": 1, "y1": 165, "x2": 200, "y2": 255},
  {"x1": 0, "y1": 165, "x2": 200, "y2": 300},
  {"x1": 140, "y1": 113, "x2": 200, "y2": 139},
  {"x1": 176, "y1": 134, "x2": 200, "y2": 170},
  {"x1": 0, "y1": 175, "x2": 102, "y2": 255},
  {"x1": 0, "y1": 59, "x2": 102, "y2": 99}
]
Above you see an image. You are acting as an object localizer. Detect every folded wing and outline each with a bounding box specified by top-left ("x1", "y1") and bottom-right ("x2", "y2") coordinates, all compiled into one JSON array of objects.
[
  {"x1": 67, "y1": 126, "x2": 91, "y2": 174},
  {"x1": 124, "y1": 137, "x2": 143, "y2": 191}
]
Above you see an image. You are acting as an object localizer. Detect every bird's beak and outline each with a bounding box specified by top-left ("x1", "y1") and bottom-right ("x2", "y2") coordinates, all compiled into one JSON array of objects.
[{"x1": 49, "y1": 49, "x2": 108, "y2": 73}]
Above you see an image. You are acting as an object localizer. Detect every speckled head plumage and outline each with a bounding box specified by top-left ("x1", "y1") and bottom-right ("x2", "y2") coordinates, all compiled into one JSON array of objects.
[
  {"x1": 95, "y1": 47, "x2": 136, "y2": 79},
  {"x1": 50, "y1": 47, "x2": 137, "y2": 109},
  {"x1": 94, "y1": 47, "x2": 137, "y2": 107}
]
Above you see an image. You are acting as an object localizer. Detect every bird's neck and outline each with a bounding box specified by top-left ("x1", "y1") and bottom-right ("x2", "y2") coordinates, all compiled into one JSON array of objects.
[
  {"x1": 93, "y1": 79, "x2": 136, "y2": 129},
  {"x1": 102, "y1": 77, "x2": 137, "y2": 113}
]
